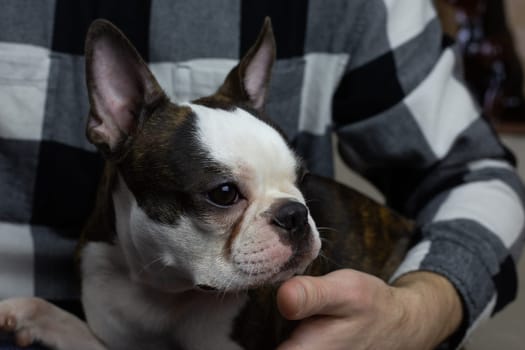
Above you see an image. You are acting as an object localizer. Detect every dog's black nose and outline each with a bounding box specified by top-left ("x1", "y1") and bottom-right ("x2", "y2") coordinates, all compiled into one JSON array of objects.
[{"x1": 272, "y1": 201, "x2": 309, "y2": 241}]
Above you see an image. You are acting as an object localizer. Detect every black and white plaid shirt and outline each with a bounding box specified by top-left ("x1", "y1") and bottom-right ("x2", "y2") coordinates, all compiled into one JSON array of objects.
[{"x1": 0, "y1": 0, "x2": 523, "y2": 348}]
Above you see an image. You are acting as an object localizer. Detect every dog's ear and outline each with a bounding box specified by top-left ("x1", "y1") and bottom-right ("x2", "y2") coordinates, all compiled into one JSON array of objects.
[
  {"x1": 85, "y1": 19, "x2": 166, "y2": 157},
  {"x1": 217, "y1": 17, "x2": 275, "y2": 111}
]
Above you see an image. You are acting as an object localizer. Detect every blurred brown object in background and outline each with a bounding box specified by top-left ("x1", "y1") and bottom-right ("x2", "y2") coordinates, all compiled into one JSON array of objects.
[{"x1": 436, "y1": 0, "x2": 525, "y2": 132}]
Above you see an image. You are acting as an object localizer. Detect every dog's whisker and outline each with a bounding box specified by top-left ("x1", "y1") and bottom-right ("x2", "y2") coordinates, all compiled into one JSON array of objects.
[
  {"x1": 319, "y1": 237, "x2": 332, "y2": 244},
  {"x1": 304, "y1": 257, "x2": 317, "y2": 273},
  {"x1": 220, "y1": 277, "x2": 233, "y2": 299},
  {"x1": 137, "y1": 256, "x2": 166, "y2": 276},
  {"x1": 317, "y1": 250, "x2": 344, "y2": 269},
  {"x1": 316, "y1": 226, "x2": 339, "y2": 233}
]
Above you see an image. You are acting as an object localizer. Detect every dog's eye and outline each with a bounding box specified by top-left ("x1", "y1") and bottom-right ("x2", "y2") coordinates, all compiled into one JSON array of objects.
[{"x1": 207, "y1": 183, "x2": 240, "y2": 207}]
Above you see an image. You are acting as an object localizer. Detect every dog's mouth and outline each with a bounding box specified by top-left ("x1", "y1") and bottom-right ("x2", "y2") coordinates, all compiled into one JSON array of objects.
[
  {"x1": 196, "y1": 284, "x2": 219, "y2": 292},
  {"x1": 189, "y1": 230, "x2": 317, "y2": 294},
  {"x1": 195, "y1": 252, "x2": 315, "y2": 293}
]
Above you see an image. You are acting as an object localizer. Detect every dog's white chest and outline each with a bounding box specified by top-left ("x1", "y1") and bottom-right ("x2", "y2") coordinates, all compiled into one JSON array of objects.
[{"x1": 81, "y1": 242, "x2": 246, "y2": 350}]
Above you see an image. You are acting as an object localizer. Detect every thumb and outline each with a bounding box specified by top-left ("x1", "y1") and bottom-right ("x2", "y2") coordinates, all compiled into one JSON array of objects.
[{"x1": 277, "y1": 273, "x2": 350, "y2": 320}]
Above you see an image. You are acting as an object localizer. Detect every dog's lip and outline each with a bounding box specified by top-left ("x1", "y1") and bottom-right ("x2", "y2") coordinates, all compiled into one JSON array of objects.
[
  {"x1": 194, "y1": 247, "x2": 317, "y2": 293},
  {"x1": 195, "y1": 268, "x2": 303, "y2": 293},
  {"x1": 196, "y1": 284, "x2": 219, "y2": 292}
]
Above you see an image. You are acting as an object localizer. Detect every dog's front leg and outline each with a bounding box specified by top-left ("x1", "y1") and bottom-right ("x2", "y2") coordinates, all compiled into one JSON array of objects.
[{"x1": 0, "y1": 297, "x2": 106, "y2": 350}]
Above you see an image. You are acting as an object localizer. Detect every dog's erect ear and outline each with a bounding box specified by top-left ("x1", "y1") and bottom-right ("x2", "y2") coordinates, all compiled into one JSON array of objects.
[
  {"x1": 217, "y1": 17, "x2": 275, "y2": 111},
  {"x1": 85, "y1": 19, "x2": 166, "y2": 157}
]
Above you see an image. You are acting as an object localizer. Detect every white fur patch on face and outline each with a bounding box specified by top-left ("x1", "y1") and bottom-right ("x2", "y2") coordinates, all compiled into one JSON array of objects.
[
  {"x1": 113, "y1": 174, "x2": 240, "y2": 291},
  {"x1": 113, "y1": 176, "x2": 317, "y2": 293},
  {"x1": 190, "y1": 103, "x2": 298, "y2": 191},
  {"x1": 191, "y1": 103, "x2": 321, "y2": 288},
  {"x1": 112, "y1": 175, "x2": 198, "y2": 292}
]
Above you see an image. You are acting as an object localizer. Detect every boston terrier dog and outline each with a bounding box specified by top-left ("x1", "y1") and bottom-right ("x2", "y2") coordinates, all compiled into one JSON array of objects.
[{"x1": 0, "y1": 19, "x2": 413, "y2": 350}]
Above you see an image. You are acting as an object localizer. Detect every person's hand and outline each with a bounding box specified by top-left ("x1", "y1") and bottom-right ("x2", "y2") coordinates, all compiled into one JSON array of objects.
[{"x1": 276, "y1": 269, "x2": 463, "y2": 350}]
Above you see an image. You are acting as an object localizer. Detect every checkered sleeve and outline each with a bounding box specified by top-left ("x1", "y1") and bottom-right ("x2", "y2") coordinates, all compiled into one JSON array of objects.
[{"x1": 332, "y1": 0, "x2": 525, "y2": 347}]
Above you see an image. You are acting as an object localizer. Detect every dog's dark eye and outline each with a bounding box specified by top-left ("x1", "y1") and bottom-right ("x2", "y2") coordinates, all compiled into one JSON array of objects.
[{"x1": 207, "y1": 183, "x2": 240, "y2": 207}]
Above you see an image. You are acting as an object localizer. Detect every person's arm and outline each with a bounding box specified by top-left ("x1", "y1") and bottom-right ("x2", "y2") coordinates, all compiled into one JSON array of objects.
[
  {"x1": 335, "y1": 0, "x2": 525, "y2": 345},
  {"x1": 277, "y1": 1, "x2": 525, "y2": 349}
]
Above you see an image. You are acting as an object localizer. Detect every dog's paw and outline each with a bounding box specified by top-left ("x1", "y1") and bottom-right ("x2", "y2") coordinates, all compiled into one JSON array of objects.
[
  {"x1": 0, "y1": 297, "x2": 49, "y2": 347},
  {"x1": 0, "y1": 297, "x2": 106, "y2": 350}
]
